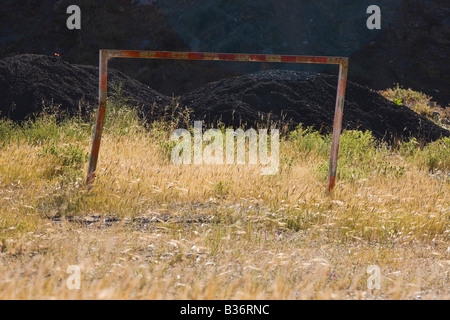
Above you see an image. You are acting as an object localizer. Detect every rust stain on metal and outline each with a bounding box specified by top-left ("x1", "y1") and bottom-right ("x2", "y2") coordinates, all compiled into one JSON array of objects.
[
  {"x1": 87, "y1": 50, "x2": 109, "y2": 187},
  {"x1": 99, "y1": 50, "x2": 347, "y2": 65},
  {"x1": 86, "y1": 50, "x2": 349, "y2": 193},
  {"x1": 327, "y1": 62, "x2": 349, "y2": 192}
]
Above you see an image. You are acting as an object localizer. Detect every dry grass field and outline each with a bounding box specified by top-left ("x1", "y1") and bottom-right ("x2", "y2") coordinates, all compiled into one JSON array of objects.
[{"x1": 0, "y1": 95, "x2": 448, "y2": 300}]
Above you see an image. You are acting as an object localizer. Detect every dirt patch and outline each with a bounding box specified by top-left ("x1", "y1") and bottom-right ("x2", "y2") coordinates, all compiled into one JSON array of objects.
[
  {"x1": 0, "y1": 54, "x2": 170, "y2": 121},
  {"x1": 1, "y1": 55, "x2": 448, "y2": 144},
  {"x1": 51, "y1": 214, "x2": 227, "y2": 232},
  {"x1": 181, "y1": 70, "x2": 450, "y2": 143}
]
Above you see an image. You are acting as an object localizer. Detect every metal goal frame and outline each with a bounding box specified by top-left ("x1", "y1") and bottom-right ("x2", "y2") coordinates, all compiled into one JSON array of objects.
[{"x1": 86, "y1": 50, "x2": 349, "y2": 192}]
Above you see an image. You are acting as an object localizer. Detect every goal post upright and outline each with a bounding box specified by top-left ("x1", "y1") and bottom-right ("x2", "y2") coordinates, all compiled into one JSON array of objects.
[
  {"x1": 86, "y1": 49, "x2": 349, "y2": 192},
  {"x1": 328, "y1": 60, "x2": 349, "y2": 192},
  {"x1": 86, "y1": 50, "x2": 108, "y2": 186}
]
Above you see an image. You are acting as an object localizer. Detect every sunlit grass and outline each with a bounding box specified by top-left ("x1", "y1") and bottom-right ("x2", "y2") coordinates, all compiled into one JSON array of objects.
[{"x1": 0, "y1": 99, "x2": 448, "y2": 300}]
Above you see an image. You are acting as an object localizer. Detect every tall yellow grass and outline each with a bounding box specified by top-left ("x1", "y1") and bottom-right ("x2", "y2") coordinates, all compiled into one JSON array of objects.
[{"x1": 0, "y1": 102, "x2": 448, "y2": 300}]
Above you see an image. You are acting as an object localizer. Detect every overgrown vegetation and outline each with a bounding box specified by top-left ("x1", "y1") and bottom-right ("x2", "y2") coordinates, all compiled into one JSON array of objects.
[
  {"x1": 289, "y1": 123, "x2": 448, "y2": 180},
  {"x1": 380, "y1": 84, "x2": 450, "y2": 128},
  {"x1": 0, "y1": 94, "x2": 448, "y2": 300}
]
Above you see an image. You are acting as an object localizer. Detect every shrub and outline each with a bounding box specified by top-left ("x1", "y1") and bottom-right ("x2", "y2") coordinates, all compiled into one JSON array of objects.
[
  {"x1": 416, "y1": 137, "x2": 450, "y2": 172},
  {"x1": 414, "y1": 103, "x2": 434, "y2": 118},
  {"x1": 41, "y1": 143, "x2": 89, "y2": 180},
  {"x1": 380, "y1": 85, "x2": 447, "y2": 124},
  {"x1": 1, "y1": 110, "x2": 91, "y2": 146},
  {"x1": 314, "y1": 130, "x2": 404, "y2": 182},
  {"x1": 329, "y1": 130, "x2": 379, "y2": 181},
  {"x1": 400, "y1": 137, "x2": 450, "y2": 172},
  {"x1": 399, "y1": 138, "x2": 419, "y2": 158},
  {"x1": 0, "y1": 119, "x2": 16, "y2": 144},
  {"x1": 289, "y1": 124, "x2": 330, "y2": 157},
  {"x1": 339, "y1": 130, "x2": 376, "y2": 162},
  {"x1": 381, "y1": 84, "x2": 432, "y2": 110}
]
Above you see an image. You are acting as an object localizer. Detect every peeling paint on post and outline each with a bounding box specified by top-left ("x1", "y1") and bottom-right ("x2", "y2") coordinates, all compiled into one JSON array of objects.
[
  {"x1": 328, "y1": 61, "x2": 348, "y2": 192},
  {"x1": 86, "y1": 50, "x2": 349, "y2": 192},
  {"x1": 87, "y1": 50, "x2": 108, "y2": 186}
]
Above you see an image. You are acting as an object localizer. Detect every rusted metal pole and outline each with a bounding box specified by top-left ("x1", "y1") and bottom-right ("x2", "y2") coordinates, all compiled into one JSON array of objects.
[
  {"x1": 87, "y1": 50, "x2": 109, "y2": 186},
  {"x1": 327, "y1": 61, "x2": 349, "y2": 192},
  {"x1": 102, "y1": 50, "x2": 348, "y2": 66}
]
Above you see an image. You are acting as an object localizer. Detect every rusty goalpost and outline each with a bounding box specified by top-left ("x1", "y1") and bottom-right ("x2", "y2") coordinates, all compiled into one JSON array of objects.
[{"x1": 86, "y1": 50, "x2": 349, "y2": 192}]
